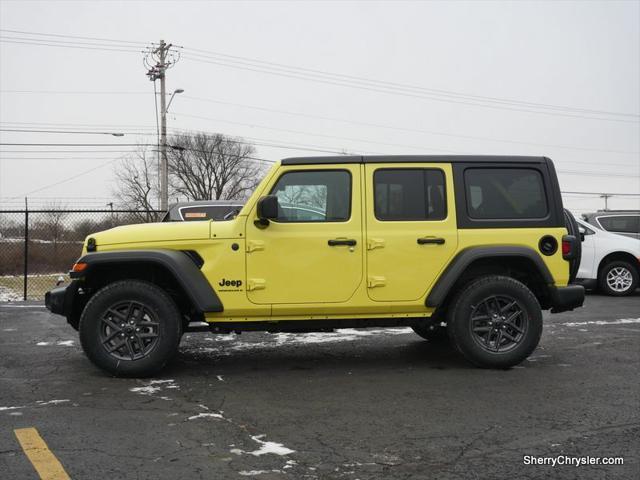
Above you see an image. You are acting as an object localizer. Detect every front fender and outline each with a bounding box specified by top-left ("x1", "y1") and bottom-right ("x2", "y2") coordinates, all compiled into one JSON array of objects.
[{"x1": 70, "y1": 249, "x2": 223, "y2": 313}]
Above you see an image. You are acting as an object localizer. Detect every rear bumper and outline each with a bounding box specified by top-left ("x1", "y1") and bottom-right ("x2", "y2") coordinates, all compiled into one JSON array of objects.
[
  {"x1": 549, "y1": 284, "x2": 585, "y2": 313},
  {"x1": 44, "y1": 281, "x2": 79, "y2": 317}
]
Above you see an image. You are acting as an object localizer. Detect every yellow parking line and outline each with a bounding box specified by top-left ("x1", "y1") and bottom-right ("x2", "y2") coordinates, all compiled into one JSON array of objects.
[{"x1": 14, "y1": 428, "x2": 70, "y2": 480}]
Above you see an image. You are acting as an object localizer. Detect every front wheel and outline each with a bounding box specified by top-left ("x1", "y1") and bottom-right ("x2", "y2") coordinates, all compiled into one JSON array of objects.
[
  {"x1": 447, "y1": 275, "x2": 542, "y2": 369},
  {"x1": 599, "y1": 261, "x2": 638, "y2": 296},
  {"x1": 79, "y1": 280, "x2": 182, "y2": 377}
]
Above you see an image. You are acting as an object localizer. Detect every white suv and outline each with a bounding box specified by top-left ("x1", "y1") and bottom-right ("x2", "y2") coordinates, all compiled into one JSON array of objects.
[{"x1": 576, "y1": 218, "x2": 640, "y2": 296}]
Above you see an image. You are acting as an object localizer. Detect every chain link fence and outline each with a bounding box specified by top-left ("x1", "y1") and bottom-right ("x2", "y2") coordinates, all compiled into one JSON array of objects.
[{"x1": 0, "y1": 210, "x2": 162, "y2": 301}]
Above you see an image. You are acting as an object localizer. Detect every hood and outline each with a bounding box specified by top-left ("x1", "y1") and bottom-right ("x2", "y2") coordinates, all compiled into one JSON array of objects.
[{"x1": 89, "y1": 221, "x2": 212, "y2": 247}]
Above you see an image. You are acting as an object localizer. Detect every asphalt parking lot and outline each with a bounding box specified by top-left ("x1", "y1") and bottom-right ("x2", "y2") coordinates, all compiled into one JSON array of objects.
[{"x1": 1, "y1": 293, "x2": 638, "y2": 480}]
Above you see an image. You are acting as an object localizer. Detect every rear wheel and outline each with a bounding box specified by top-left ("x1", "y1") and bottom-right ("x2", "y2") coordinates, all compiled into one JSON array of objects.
[
  {"x1": 79, "y1": 280, "x2": 182, "y2": 377},
  {"x1": 599, "y1": 261, "x2": 638, "y2": 296},
  {"x1": 447, "y1": 275, "x2": 542, "y2": 369}
]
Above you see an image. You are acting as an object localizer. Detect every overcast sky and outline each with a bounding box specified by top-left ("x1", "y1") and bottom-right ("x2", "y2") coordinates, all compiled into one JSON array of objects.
[{"x1": 0, "y1": 0, "x2": 638, "y2": 212}]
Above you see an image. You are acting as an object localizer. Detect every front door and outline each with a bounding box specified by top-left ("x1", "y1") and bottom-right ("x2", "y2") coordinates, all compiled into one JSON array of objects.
[
  {"x1": 246, "y1": 165, "x2": 363, "y2": 305},
  {"x1": 364, "y1": 163, "x2": 458, "y2": 302}
]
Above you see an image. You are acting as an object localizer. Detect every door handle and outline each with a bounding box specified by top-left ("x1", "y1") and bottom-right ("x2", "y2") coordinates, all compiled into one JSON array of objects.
[
  {"x1": 328, "y1": 239, "x2": 357, "y2": 247},
  {"x1": 417, "y1": 237, "x2": 445, "y2": 245}
]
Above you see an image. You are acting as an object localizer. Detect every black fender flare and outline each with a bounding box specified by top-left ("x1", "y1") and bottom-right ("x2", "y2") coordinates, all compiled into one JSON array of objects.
[
  {"x1": 71, "y1": 249, "x2": 223, "y2": 313},
  {"x1": 425, "y1": 246, "x2": 554, "y2": 308}
]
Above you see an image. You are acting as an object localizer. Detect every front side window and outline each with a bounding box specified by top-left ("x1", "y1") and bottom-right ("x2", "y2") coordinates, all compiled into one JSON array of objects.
[
  {"x1": 270, "y1": 170, "x2": 351, "y2": 222},
  {"x1": 598, "y1": 216, "x2": 640, "y2": 234},
  {"x1": 464, "y1": 168, "x2": 548, "y2": 219},
  {"x1": 374, "y1": 169, "x2": 446, "y2": 221}
]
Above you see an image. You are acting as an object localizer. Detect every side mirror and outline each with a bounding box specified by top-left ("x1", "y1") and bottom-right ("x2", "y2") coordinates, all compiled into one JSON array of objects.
[
  {"x1": 578, "y1": 226, "x2": 586, "y2": 242},
  {"x1": 255, "y1": 195, "x2": 279, "y2": 226}
]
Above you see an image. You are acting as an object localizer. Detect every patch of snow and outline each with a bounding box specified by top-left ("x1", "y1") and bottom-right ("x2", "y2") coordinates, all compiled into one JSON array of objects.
[
  {"x1": 129, "y1": 379, "x2": 178, "y2": 398},
  {"x1": 36, "y1": 340, "x2": 75, "y2": 347},
  {"x1": 247, "y1": 435, "x2": 295, "y2": 456},
  {"x1": 9, "y1": 412, "x2": 23, "y2": 416},
  {"x1": 3, "y1": 328, "x2": 17, "y2": 332},
  {"x1": 230, "y1": 448, "x2": 243, "y2": 455},
  {"x1": 239, "y1": 471, "x2": 282, "y2": 476},
  {"x1": 216, "y1": 375, "x2": 224, "y2": 382},
  {"x1": 36, "y1": 399, "x2": 70, "y2": 406},
  {"x1": 0, "y1": 405, "x2": 25, "y2": 411},
  {"x1": 562, "y1": 318, "x2": 640, "y2": 327},
  {"x1": 0, "y1": 286, "x2": 21, "y2": 302},
  {"x1": 130, "y1": 385, "x2": 161, "y2": 395},
  {"x1": 187, "y1": 412, "x2": 224, "y2": 420}
]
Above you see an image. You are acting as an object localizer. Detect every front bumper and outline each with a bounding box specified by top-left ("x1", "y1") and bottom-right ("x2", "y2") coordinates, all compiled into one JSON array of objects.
[
  {"x1": 549, "y1": 284, "x2": 585, "y2": 313},
  {"x1": 44, "y1": 281, "x2": 79, "y2": 317}
]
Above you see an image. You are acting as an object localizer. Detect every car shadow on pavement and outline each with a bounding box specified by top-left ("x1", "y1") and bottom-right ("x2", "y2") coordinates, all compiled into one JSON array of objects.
[{"x1": 165, "y1": 338, "x2": 482, "y2": 377}]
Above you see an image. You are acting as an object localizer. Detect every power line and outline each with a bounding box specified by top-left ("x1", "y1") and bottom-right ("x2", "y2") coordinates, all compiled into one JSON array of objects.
[
  {"x1": 562, "y1": 190, "x2": 640, "y2": 197},
  {"x1": 0, "y1": 143, "x2": 152, "y2": 147},
  {"x1": 179, "y1": 95, "x2": 640, "y2": 156},
  {"x1": 171, "y1": 111, "x2": 470, "y2": 154},
  {"x1": 0, "y1": 90, "x2": 151, "y2": 95},
  {"x1": 182, "y1": 46, "x2": 638, "y2": 119},
  {"x1": 0, "y1": 28, "x2": 147, "y2": 45},
  {"x1": 19, "y1": 159, "x2": 118, "y2": 197},
  {"x1": 2, "y1": 28, "x2": 635, "y2": 122},
  {"x1": 0, "y1": 38, "x2": 142, "y2": 54},
  {"x1": 180, "y1": 52, "x2": 639, "y2": 123},
  {"x1": 2, "y1": 91, "x2": 638, "y2": 155},
  {"x1": 0, "y1": 128, "x2": 126, "y2": 136}
]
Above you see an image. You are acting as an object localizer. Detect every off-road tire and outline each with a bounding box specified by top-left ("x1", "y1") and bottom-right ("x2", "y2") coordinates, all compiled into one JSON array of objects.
[
  {"x1": 598, "y1": 260, "x2": 638, "y2": 297},
  {"x1": 447, "y1": 275, "x2": 542, "y2": 369},
  {"x1": 79, "y1": 280, "x2": 182, "y2": 377}
]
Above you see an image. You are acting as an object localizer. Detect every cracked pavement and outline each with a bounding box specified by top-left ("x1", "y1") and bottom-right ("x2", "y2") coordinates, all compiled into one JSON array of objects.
[{"x1": 1, "y1": 292, "x2": 638, "y2": 479}]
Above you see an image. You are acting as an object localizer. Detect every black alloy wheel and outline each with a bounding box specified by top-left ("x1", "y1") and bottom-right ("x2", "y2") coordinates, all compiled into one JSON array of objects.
[
  {"x1": 469, "y1": 295, "x2": 528, "y2": 353},
  {"x1": 100, "y1": 301, "x2": 160, "y2": 361}
]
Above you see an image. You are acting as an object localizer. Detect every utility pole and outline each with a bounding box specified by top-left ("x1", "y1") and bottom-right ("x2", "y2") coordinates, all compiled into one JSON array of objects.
[
  {"x1": 600, "y1": 193, "x2": 612, "y2": 211},
  {"x1": 144, "y1": 40, "x2": 180, "y2": 211}
]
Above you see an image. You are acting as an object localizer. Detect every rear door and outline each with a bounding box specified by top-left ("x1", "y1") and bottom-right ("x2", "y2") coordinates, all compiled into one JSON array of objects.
[{"x1": 364, "y1": 163, "x2": 458, "y2": 302}]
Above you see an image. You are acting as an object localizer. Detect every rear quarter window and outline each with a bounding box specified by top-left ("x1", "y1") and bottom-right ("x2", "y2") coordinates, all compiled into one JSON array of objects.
[
  {"x1": 464, "y1": 168, "x2": 548, "y2": 220},
  {"x1": 597, "y1": 216, "x2": 640, "y2": 234}
]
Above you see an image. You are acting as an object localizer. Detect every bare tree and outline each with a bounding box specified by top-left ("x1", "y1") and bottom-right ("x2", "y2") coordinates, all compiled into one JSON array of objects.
[
  {"x1": 167, "y1": 133, "x2": 265, "y2": 201},
  {"x1": 37, "y1": 202, "x2": 69, "y2": 253},
  {"x1": 113, "y1": 148, "x2": 158, "y2": 221}
]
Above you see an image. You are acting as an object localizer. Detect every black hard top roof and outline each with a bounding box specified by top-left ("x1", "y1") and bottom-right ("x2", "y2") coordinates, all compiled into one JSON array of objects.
[{"x1": 281, "y1": 155, "x2": 550, "y2": 165}]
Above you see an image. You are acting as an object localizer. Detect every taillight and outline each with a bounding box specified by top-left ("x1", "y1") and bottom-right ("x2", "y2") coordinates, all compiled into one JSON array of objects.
[{"x1": 562, "y1": 235, "x2": 577, "y2": 260}]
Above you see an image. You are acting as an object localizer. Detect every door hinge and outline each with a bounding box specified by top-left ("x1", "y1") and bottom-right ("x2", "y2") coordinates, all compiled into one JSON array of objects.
[
  {"x1": 247, "y1": 279, "x2": 266, "y2": 291},
  {"x1": 246, "y1": 240, "x2": 265, "y2": 253},
  {"x1": 367, "y1": 238, "x2": 385, "y2": 250},
  {"x1": 367, "y1": 276, "x2": 386, "y2": 288}
]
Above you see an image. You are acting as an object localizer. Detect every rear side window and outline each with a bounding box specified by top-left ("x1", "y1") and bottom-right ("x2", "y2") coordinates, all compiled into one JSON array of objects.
[
  {"x1": 464, "y1": 168, "x2": 547, "y2": 219},
  {"x1": 374, "y1": 169, "x2": 446, "y2": 221},
  {"x1": 597, "y1": 216, "x2": 640, "y2": 234}
]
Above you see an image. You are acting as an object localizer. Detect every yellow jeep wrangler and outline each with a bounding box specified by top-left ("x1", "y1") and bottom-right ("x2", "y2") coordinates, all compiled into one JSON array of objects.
[{"x1": 45, "y1": 155, "x2": 584, "y2": 376}]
